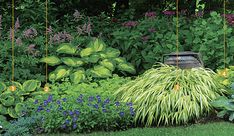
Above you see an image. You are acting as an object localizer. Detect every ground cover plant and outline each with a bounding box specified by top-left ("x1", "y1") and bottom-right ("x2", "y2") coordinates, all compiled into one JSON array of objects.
[{"x1": 115, "y1": 64, "x2": 226, "y2": 126}]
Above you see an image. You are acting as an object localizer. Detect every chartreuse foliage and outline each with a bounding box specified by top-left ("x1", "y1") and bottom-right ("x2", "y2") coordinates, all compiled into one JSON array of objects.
[
  {"x1": 115, "y1": 64, "x2": 226, "y2": 126},
  {"x1": 211, "y1": 66, "x2": 234, "y2": 121},
  {"x1": 40, "y1": 38, "x2": 135, "y2": 84},
  {"x1": 0, "y1": 80, "x2": 42, "y2": 124}
]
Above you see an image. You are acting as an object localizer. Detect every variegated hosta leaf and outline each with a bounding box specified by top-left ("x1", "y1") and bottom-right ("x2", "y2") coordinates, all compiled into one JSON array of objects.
[
  {"x1": 80, "y1": 47, "x2": 93, "y2": 57},
  {"x1": 70, "y1": 70, "x2": 86, "y2": 84},
  {"x1": 99, "y1": 59, "x2": 115, "y2": 71},
  {"x1": 89, "y1": 38, "x2": 106, "y2": 52},
  {"x1": 90, "y1": 65, "x2": 112, "y2": 78},
  {"x1": 49, "y1": 66, "x2": 71, "y2": 81},
  {"x1": 40, "y1": 56, "x2": 61, "y2": 66},
  {"x1": 117, "y1": 63, "x2": 136, "y2": 74},
  {"x1": 56, "y1": 43, "x2": 77, "y2": 54},
  {"x1": 61, "y1": 57, "x2": 84, "y2": 67}
]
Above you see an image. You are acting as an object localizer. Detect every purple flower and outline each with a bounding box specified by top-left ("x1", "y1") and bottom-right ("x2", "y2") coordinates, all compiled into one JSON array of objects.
[
  {"x1": 63, "y1": 111, "x2": 67, "y2": 116},
  {"x1": 47, "y1": 26, "x2": 53, "y2": 34},
  {"x1": 46, "y1": 109, "x2": 50, "y2": 112},
  {"x1": 62, "y1": 98, "x2": 67, "y2": 102},
  {"x1": 76, "y1": 98, "x2": 83, "y2": 103},
  {"x1": 122, "y1": 21, "x2": 138, "y2": 28},
  {"x1": 49, "y1": 31, "x2": 73, "y2": 44},
  {"x1": 104, "y1": 98, "x2": 110, "y2": 104},
  {"x1": 23, "y1": 28, "x2": 37, "y2": 38},
  {"x1": 61, "y1": 124, "x2": 66, "y2": 129},
  {"x1": 115, "y1": 102, "x2": 120, "y2": 106},
  {"x1": 127, "y1": 102, "x2": 133, "y2": 107},
  {"x1": 47, "y1": 95, "x2": 53, "y2": 102},
  {"x1": 73, "y1": 117, "x2": 78, "y2": 122},
  {"x1": 34, "y1": 99, "x2": 38, "y2": 104},
  {"x1": 88, "y1": 96, "x2": 94, "y2": 102},
  {"x1": 119, "y1": 111, "x2": 124, "y2": 117},
  {"x1": 145, "y1": 11, "x2": 156, "y2": 18},
  {"x1": 15, "y1": 17, "x2": 20, "y2": 31},
  {"x1": 73, "y1": 124, "x2": 77, "y2": 129},
  {"x1": 0, "y1": 15, "x2": 2, "y2": 30},
  {"x1": 57, "y1": 100, "x2": 61, "y2": 105},
  {"x1": 9, "y1": 27, "x2": 14, "y2": 41},
  {"x1": 73, "y1": 10, "x2": 82, "y2": 21},
  {"x1": 74, "y1": 110, "x2": 80, "y2": 115},
  {"x1": 43, "y1": 100, "x2": 48, "y2": 106},
  {"x1": 65, "y1": 119, "x2": 70, "y2": 124},
  {"x1": 93, "y1": 104, "x2": 99, "y2": 109},
  {"x1": 163, "y1": 10, "x2": 176, "y2": 16},
  {"x1": 15, "y1": 38, "x2": 22, "y2": 46},
  {"x1": 102, "y1": 108, "x2": 107, "y2": 113},
  {"x1": 69, "y1": 111, "x2": 73, "y2": 116},
  {"x1": 96, "y1": 95, "x2": 101, "y2": 103},
  {"x1": 58, "y1": 106, "x2": 63, "y2": 110},
  {"x1": 37, "y1": 106, "x2": 43, "y2": 112}
]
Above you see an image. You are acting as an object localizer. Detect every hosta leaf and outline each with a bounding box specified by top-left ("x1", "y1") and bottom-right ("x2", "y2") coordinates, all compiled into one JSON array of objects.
[
  {"x1": 229, "y1": 112, "x2": 234, "y2": 121},
  {"x1": 104, "y1": 48, "x2": 121, "y2": 58},
  {"x1": 99, "y1": 59, "x2": 115, "y2": 71},
  {"x1": 70, "y1": 70, "x2": 86, "y2": 84},
  {"x1": 217, "y1": 110, "x2": 227, "y2": 118},
  {"x1": 89, "y1": 39, "x2": 106, "y2": 52},
  {"x1": 0, "y1": 104, "x2": 8, "y2": 115},
  {"x1": 22, "y1": 80, "x2": 40, "y2": 92},
  {"x1": 61, "y1": 57, "x2": 84, "y2": 67},
  {"x1": 15, "y1": 103, "x2": 25, "y2": 116},
  {"x1": 0, "y1": 82, "x2": 6, "y2": 93},
  {"x1": 40, "y1": 56, "x2": 61, "y2": 66},
  {"x1": 80, "y1": 47, "x2": 93, "y2": 57},
  {"x1": 49, "y1": 66, "x2": 71, "y2": 81},
  {"x1": 0, "y1": 93, "x2": 15, "y2": 106},
  {"x1": 83, "y1": 54, "x2": 100, "y2": 63},
  {"x1": 91, "y1": 65, "x2": 112, "y2": 78},
  {"x1": 8, "y1": 108, "x2": 18, "y2": 118},
  {"x1": 117, "y1": 63, "x2": 136, "y2": 74},
  {"x1": 114, "y1": 57, "x2": 127, "y2": 64},
  {"x1": 211, "y1": 96, "x2": 229, "y2": 108},
  {"x1": 56, "y1": 43, "x2": 77, "y2": 54}
]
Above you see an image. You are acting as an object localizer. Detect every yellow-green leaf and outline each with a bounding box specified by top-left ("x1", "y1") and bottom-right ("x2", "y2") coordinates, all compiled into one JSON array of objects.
[
  {"x1": 40, "y1": 56, "x2": 61, "y2": 66},
  {"x1": 56, "y1": 43, "x2": 77, "y2": 54}
]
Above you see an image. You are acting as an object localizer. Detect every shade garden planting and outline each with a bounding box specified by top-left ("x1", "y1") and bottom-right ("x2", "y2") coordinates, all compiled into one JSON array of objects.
[{"x1": 1, "y1": 1, "x2": 234, "y2": 135}]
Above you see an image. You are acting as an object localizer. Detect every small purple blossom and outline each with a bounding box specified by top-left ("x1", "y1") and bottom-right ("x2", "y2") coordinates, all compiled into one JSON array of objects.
[
  {"x1": 49, "y1": 31, "x2": 73, "y2": 44},
  {"x1": 93, "y1": 104, "x2": 99, "y2": 109},
  {"x1": 73, "y1": 117, "x2": 78, "y2": 122},
  {"x1": 141, "y1": 36, "x2": 149, "y2": 42},
  {"x1": 74, "y1": 110, "x2": 80, "y2": 115},
  {"x1": 65, "y1": 119, "x2": 70, "y2": 124},
  {"x1": 61, "y1": 124, "x2": 66, "y2": 129},
  {"x1": 43, "y1": 100, "x2": 48, "y2": 106},
  {"x1": 63, "y1": 111, "x2": 67, "y2": 116},
  {"x1": 127, "y1": 102, "x2": 133, "y2": 107},
  {"x1": 62, "y1": 98, "x2": 67, "y2": 102},
  {"x1": 145, "y1": 11, "x2": 156, "y2": 18},
  {"x1": 102, "y1": 108, "x2": 107, "y2": 113},
  {"x1": 47, "y1": 26, "x2": 53, "y2": 34},
  {"x1": 69, "y1": 111, "x2": 73, "y2": 116},
  {"x1": 163, "y1": 10, "x2": 176, "y2": 16},
  {"x1": 115, "y1": 102, "x2": 120, "y2": 106},
  {"x1": 34, "y1": 99, "x2": 38, "y2": 104},
  {"x1": 119, "y1": 111, "x2": 124, "y2": 117},
  {"x1": 15, "y1": 37, "x2": 22, "y2": 46},
  {"x1": 37, "y1": 106, "x2": 43, "y2": 112},
  {"x1": 76, "y1": 98, "x2": 83, "y2": 103},
  {"x1": 46, "y1": 109, "x2": 50, "y2": 112},
  {"x1": 23, "y1": 28, "x2": 37, "y2": 38},
  {"x1": 9, "y1": 27, "x2": 14, "y2": 41},
  {"x1": 73, "y1": 10, "x2": 82, "y2": 21},
  {"x1": 73, "y1": 124, "x2": 77, "y2": 129},
  {"x1": 88, "y1": 96, "x2": 94, "y2": 102},
  {"x1": 15, "y1": 17, "x2": 20, "y2": 31},
  {"x1": 57, "y1": 100, "x2": 61, "y2": 105},
  {"x1": 104, "y1": 98, "x2": 110, "y2": 104}
]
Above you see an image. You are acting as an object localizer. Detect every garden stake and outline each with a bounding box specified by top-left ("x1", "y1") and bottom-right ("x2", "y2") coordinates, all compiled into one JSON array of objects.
[
  {"x1": 174, "y1": 0, "x2": 180, "y2": 91},
  {"x1": 10, "y1": 0, "x2": 16, "y2": 91},
  {"x1": 44, "y1": 0, "x2": 49, "y2": 92},
  {"x1": 221, "y1": 0, "x2": 228, "y2": 77}
]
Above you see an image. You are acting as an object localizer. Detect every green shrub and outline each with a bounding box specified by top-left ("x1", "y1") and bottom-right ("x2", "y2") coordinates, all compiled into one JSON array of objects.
[
  {"x1": 40, "y1": 38, "x2": 135, "y2": 84},
  {"x1": 115, "y1": 64, "x2": 226, "y2": 126}
]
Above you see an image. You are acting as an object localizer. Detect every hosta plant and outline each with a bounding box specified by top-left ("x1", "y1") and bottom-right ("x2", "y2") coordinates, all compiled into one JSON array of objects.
[
  {"x1": 0, "y1": 80, "x2": 42, "y2": 120},
  {"x1": 40, "y1": 38, "x2": 135, "y2": 84},
  {"x1": 115, "y1": 64, "x2": 226, "y2": 126}
]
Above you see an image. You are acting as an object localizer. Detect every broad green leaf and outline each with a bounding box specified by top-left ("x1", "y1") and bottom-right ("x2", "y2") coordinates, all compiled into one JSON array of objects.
[
  {"x1": 211, "y1": 96, "x2": 229, "y2": 108},
  {"x1": 70, "y1": 70, "x2": 86, "y2": 84},
  {"x1": 91, "y1": 65, "x2": 112, "y2": 78},
  {"x1": 0, "y1": 104, "x2": 8, "y2": 115},
  {"x1": 114, "y1": 57, "x2": 127, "y2": 64},
  {"x1": 8, "y1": 108, "x2": 18, "y2": 118},
  {"x1": 0, "y1": 82, "x2": 6, "y2": 92},
  {"x1": 217, "y1": 110, "x2": 227, "y2": 118},
  {"x1": 0, "y1": 93, "x2": 15, "y2": 106},
  {"x1": 56, "y1": 43, "x2": 77, "y2": 54},
  {"x1": 83, "y1": 54, "x2": 100, "y2": 63},
  {"x1": 89, "y1": 39, "x2": 106, "y2": 52},
  {"x1": 49, "y1": 66, "x2": 71, "y2": 81},
  {"x1": 61, "y1": 57, "x2": 84, "y2": 67},
  {"x1": 80, "y1": 47, "x2": 93, "y2": 57},
  {"x1": 104, "y1": 48, "x2": 121, "y2": 58},
  {"x1": 229, "y1": 112, "x2": 234, "y2": 121},
  {"x1": 99, "y1": 59, "x2": 115, "y2": 71},
  {"x1": 23, "y1": 80, "x2": 40, "y2": 92},
  {"x1": 15, "y1": 103, "x2": 25, "y2": 116},
  {"x1": 117, "y1": 63, "x2": 136, "y2": 74},
  {"x1": 40, "y1": 56, "x2": 61, "y2": 66}
]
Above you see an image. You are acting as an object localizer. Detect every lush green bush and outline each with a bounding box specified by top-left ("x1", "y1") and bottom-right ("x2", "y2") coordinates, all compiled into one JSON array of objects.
[
  {"x1": 115, "y1": 64, "x2": 226, "y2": 126},
  {"x1": 24, "y1": 94, "x2": 134, "y2": 134},
  {"x1": 40, "y1": 38, "x2": 135, "y2": 84}
]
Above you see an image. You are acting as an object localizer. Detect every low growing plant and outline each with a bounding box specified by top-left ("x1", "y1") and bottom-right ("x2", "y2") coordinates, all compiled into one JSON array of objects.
[
  {"x1": 25, "y1": 94, "x2": 134, "y2": 134},
  {"x1": 115, "y1": 64, "x2": 226, "y2": 126}
]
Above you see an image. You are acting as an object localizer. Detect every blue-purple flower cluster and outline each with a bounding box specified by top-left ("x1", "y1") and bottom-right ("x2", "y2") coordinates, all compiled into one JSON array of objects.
[{"x1": 32, "y1": 94, "x2": 135, "y2": 132}]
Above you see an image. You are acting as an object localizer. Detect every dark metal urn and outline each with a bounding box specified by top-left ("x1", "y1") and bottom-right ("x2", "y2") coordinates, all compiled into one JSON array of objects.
[{"x1": 163, "y1": 51, "x2": 204, "y2": 69}]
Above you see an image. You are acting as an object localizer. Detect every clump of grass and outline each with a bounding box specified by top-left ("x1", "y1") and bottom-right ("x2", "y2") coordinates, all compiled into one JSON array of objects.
[{"x1": 115, "y1": 64, "x2": 226, "y2": 126}]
